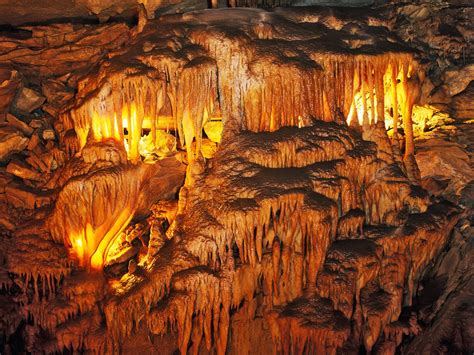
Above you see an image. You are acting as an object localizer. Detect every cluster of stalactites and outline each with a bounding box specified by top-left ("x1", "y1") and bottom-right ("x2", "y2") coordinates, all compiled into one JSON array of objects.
[
  {"x1": 147, "y1": 262, "x2": 234, "y2": 355},
  {"x1": 345, "y1": 55, "x2": 420, "y2": 158},
  {"x1": 239, "y1": 54, "x2": 419, "y2": 139},
  {"x1": 63, "y1": 49, "x2": 419, "y2": 165},
  {"x1": 220, "y1": 193, "x2": 338, "y2": 305},
  {"x1": 16, "y1": 270, "x2": 68, "y2": 302},
  {"x1": 64, "y1": 61, "x2": 218, "y2": 162},
  {"x1": 137, "y1": 191, "x2": 340, "y2": 355}
]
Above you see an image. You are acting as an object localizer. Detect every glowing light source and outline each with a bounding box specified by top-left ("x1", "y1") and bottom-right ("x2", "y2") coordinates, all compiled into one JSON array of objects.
[
  {"x1": 346, "y1": 63, "x2": 413, "y2": 130},
  {"x1": 85, "y1": 101, "x2": 222, "y2": 162},
  {"x1": 71, "y1": 235, "x2": 85, "y2": 266},
  {"x1": 68, "y1": 210, "x2": 135, "y2": 271}
]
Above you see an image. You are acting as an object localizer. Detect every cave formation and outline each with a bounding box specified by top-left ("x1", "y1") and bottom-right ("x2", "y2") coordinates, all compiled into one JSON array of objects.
[{"x1": 0, "y1": 1, "x2": 473, "y2": 354}]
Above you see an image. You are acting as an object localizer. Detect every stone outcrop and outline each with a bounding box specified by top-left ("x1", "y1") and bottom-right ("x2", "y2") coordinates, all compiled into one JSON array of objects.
[
  {"x1": 0, "y1": 0, "x2": 379, "y2": 25},
  {"x1": 452, "y1": 81, "x2": 474, "y2": 119},
  {"x1": 0, "y1": 126, "x2": 28, "y2": 161}
]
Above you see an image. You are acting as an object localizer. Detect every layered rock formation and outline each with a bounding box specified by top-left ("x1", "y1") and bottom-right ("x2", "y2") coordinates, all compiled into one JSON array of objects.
[
  {"x1": 0, "y1": 3, "x2": 471, "y2": 355},
  {"x1": 0, "y1": 0, "x2": 377, "y2": 25}
]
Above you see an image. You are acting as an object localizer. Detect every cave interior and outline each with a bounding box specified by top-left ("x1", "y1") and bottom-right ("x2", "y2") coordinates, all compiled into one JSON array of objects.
[{"x1": 0, "y1": 0, "x2": 473, "y2": 354}]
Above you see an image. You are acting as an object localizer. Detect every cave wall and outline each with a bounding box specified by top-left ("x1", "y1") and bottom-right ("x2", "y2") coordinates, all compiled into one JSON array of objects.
[
  {"x1": 1, "y1": 0, "x2": 472, "y2": 26},
  {"x1": 0, "y1": 0, "x2": 377, "y2": 25}
]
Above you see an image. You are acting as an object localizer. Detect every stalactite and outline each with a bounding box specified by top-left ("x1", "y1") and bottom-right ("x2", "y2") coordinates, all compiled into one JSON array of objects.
[
  {"x1": 337, "y1": 208, "x2": 365, "y2": 239},
  {"x1": 400, "y1": 63, "x2": 414, "y2": 158},
  {"x1": 390, "y1": 62, "x2": 399, "y2": 139},
  {"x1": 65, "y1": 25, "x2": 419, "y2": 168},
  {"x1": 361, "y1": 61, "x2": 370, "y2": 127},
  {"x1": 266, "y1": 296, "x2": 351, "y2": 354},
  {"x1": 374, "y1": 61, "x2": 385, "y2": 127}
]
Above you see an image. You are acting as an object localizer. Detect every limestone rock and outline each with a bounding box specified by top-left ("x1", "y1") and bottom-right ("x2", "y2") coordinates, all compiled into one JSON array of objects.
[
  {"x1": 0, "y1": 126, "x2": 28, "y2": 162},
  {"x1": 128, "y1": 259, "x2": 138, "y2": 274},
  {"x1": 452, "y1": 81, "x2": 474, "y2": 119},
  {"x1": 0, "y1": 214, "x2": 15, "y2": 231},
  {"x1": 154, "y1": 130, "x2": 177, "y2": 157},
  {"x1": 442, "y1": 64, "x2": 474, "y2": 97},
  {"x1": 29, "y1": 24, "x2": 74, "y2": 47},
  {"x1": 393, "y1": 3, "x2": 471, "y2": 70},
  {"x1": 106, "y1": 244, "x2": 140, "y2": 267},
  {"x1": 42, "y1": 104, "x2": 60, "y2": 117},
  {"x1": 25, "y1": 148, "x2": 65, "y2": 174},
  {"x1": 0, "y1": 5, "x2": 470, "y2": 355},
  {"x1": 267, "y1": 296, "x2": 351, "y2": 353},
  {"x1": 12, "y1": 87, "x2": 45, "y2": 113},
  {"x1": 6, "y1": 159, "x2": 42, "y2": 181},
  {"x1": 81, "y1": 139, "x2": 127, "y2": 165},
  {"x1": 416, "y1": 138, "x2": 474, "y2": 198},
  {"x1": 41, "y1": 79, "x2": 74, "y2": 111},
  {"x1": 135, "y1": 3, "x2": 148, "y2": 34},
  {"x1": 203, "y1": 121, "x2": 223, "y2": 143},
  {"x1": 421, "y1": 176, "x2": 450, "y2": 197},
  {"x1": 28, "y1": 119, "x2": 42, "y2": 129},
  {"x1": 0, "y1": 0, "x2": 208, "y2": 25},
  {"x1": 411, "y1": 105, "x2": 454, "y2": 135},
  {"x1": 5, "y1": 182, "x2": 53, "y2": 209},
  {"x1": 0, "y1": 67, "x2": 21, "y2": 114},
  {"x1": 0, "y1": 170, "x2": 13, "y2": 194},
  {"x1": 200, "y1": 138, "x2": 218, "y2": 159},
  {"x1": 429, "y1": 86, "x2": 451, "y2": 105},
  {"x1": 42, "y1": 128, "x2": 55, "y2": 140},
  {"x1": 337, "y1": 208, "x2": 365, "y2": 239},
  {"x1": 26, "y1": 133, "x2": 40, "y2": 151},
  {"x1": 405, "y1": 219, "x2": 474, "y2": 354},
  {"x1": 459, "y1": 181, "x2": 474, "y2": 209},
  {"x1": 6, "y1": 113, "x2": 33, "y2": 136},
  {"x1": 48, "y1": 157, "x2": 186, "y2": 269}
]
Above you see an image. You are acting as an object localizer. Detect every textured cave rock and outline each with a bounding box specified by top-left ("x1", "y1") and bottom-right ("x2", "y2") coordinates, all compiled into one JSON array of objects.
[
  {"x1": 0, "y1": 0, "x2": 378, "y2": 26},
  {"x1": 390, "y1": 1, "x2": 473, "y2": 120},
  {"x1": 0, "y1": 2, "x2": 472, "y2": 355}
]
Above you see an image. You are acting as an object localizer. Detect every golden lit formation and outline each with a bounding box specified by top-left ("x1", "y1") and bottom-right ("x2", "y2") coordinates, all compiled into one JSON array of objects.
[
  {"x1": 62, "y1": 55, "x2": 424, "y2": 273},
  {"x1": 74, "y1": 101, "x2": 223, "y2": 163},
  {"x1": 345, "y1": 60, "x2": 420, "y2": 157},
  {"x1": 68, "y1": 209, "x2": 134, "y2": 270}
]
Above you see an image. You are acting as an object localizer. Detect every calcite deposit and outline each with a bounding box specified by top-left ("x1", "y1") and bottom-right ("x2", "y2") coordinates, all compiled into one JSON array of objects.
[{"x1": 0, "y1": 2, "x2": 472, "y2": 355}]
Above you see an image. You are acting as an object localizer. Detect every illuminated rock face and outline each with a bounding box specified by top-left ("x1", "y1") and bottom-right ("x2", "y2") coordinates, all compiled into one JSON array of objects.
[
  {"x1": 0, "y1": 6, "x2": 467, "y2": 355},
  {"x1": 48, "y1": 158, "x2": 186, "y2": 270},
  {"x1": 62, "y1": 7, "x2": 421, "y2": 173}
]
